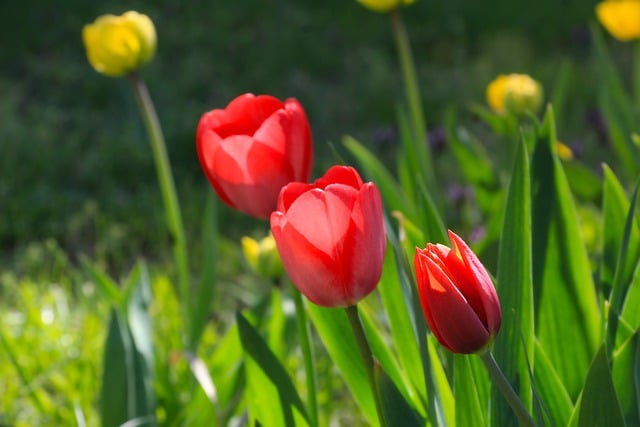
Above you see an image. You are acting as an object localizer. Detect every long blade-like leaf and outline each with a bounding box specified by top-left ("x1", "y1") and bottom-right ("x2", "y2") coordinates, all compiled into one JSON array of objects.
[
  {"x1": 577, "y1": 345, "x2": 626, "y2": 427},
  {"x1": 236, "y1": 312, "x2": 309, "y2": 427},
  {"x1": 531, "y1": 108, "x2": 601, "y2": 399},
  {"x1": 306, "y1": 304, "x2": 377, "y2": 426},
  {"x1": 492, "y1": 136, "x2": 534, "y2": 425}
]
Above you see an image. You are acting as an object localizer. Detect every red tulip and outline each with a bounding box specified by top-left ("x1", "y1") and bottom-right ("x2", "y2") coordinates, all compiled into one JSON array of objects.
[
  {"x1": 270, "y1": 165, "x2": 386, "y2": 307},
  {"x1": 197, "y1": 93, "x2": 313, "y2": 218},
  {"x1": 414, "y1": 230, "x2": 501, "y2": 354}
]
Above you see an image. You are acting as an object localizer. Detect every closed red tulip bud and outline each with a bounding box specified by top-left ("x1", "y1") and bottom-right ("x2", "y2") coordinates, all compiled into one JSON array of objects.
[
  {"x1": 197, "y1": 93, "x2": 313, "y2": 218},
  {"x1": 414, "y1": 230, "x2": 501, "y2": 354},
  {"x1": 270, "y1": 165, "x2": 386, "y2": 307}
]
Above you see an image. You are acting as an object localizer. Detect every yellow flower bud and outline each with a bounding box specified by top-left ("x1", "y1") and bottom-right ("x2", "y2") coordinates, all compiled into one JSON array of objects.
[
  {"x1": 486, "y1": 73, "x2": 543, "y2": 115},
  {"x1": 241, "y1": 234, "x2": 284, "y2": 280},
  {"x1": 357, "y1": 0, "x2": 416, "y2": 13},
  {"x1": 82, "y1": 11, "x2": 157, "y2": 77},
  {"x1": 503, "y1": 74, "x2": 543, "y2": 115},
  {"x1": 486, "y1": 74, "x2": 510, "y2": 114},
  {"x1": 555, "y1": 141, "x2": 574, "y2": 161},
  {"x1": 596, "y1": 0, "x2": 640, "y2": 42}
]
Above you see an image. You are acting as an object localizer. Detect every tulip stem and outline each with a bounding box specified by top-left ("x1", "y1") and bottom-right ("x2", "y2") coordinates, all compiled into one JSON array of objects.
[
  {"x1": 389, "y1": 8, "x2": 437, "y2": 200},
  {"x1": 479, "y1": 351, "x2": 537, "y2": 427},
  {"x1": 634, "y1": 40, "x2": 640, "y2": 114},
  {"x1": 345, "y1": 305, "x2": 387, "y2": 427},
  {"x1": 128, "y1": 72, "x2": 192, "y2": 346},
  {"x1": 291, "y1": 288, "x2": 318, "y2": 427}
]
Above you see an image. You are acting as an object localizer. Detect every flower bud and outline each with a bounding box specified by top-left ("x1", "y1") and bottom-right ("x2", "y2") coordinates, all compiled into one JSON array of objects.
[
  {"x1": 357, "y1": 0, "x2": 416, "y2": 13},
  {"x1": 82, "y1": 11, "x2": 157, "y2": 77},
  {"x1": 596, "y1": 0, "x2": 640, "y2": 42},
  {"x1": 241, "y1": 234, "x2": 284, "y2": 280},
  {"x1": 503, "y1": 74, "x2": 543, "y2": 116},
  {"x1": 414, "y1": 230, "x2": 501, "y2": 354},
  {"x1": 486, "y1": 74, "x2": 543, "y2": 116}
]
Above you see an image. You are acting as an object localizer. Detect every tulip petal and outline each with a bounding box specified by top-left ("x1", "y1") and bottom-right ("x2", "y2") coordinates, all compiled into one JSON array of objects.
[
  {"x1": 448, "y1": 230, "x2": 502, "y2": 335},
  {"x1": 215, "y1": 137, "x2": 292, "y2": 218},
  {"x1": 344, "y1": 183, "x2": 386, "y2": 301},
  {"x1": 271, "y1": 211, "x2": 348, "y2": 306},
  {"x1": 196, "y1": 128, "x2": 236, "y2": 208},
  {"x1": 315, "y1": 165, "x2": 364, "y2": 190},
  {"x1": 284, "y1": 186, "x2": 357, "y2": 258},
  {"x1": 283, "y1": 99, "x2": 313, "y2": 181},
  {"x1": 207, "y1": 94, "x2": 284, "y2": 138},
  {"x1": 415, "y1": 250, "x2": 491, "y2": 353}
]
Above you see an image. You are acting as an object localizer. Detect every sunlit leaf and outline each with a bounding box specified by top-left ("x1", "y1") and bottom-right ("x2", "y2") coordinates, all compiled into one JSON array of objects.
[
  {"x1": 577, "y1": 345, "x2": 626, "y2": 427},
  {"x1": 492, "y1": 136, "x2": 534, "y2": 425},
  {"x1": 530, "y1": 107, "x2": 601, "y2": 399},
  {"x1": 612, "y1": 331, "x2": 640, "y2": 425},
  {"x1": 236, "y1": 312, "x2": 309, "y2": 427},
  {"x1": 454, "y1": 355, "x2": 489, "y2": 427},
  {"x1": 306, "y1": 304, "x2": 377, "y2": 426}
]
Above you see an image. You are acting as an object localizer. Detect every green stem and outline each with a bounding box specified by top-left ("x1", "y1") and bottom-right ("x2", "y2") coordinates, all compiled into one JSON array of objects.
[
  {"x1": 389, "y1": 8, "x2": 437, "y2": 197},
  {"x1": 128, "y1": 73, "x2": 191, "y2": 343},
  {"x1": 634, "y1": 40, "x2": 640, "y2": 114},
  {"x1": 479, "y1": 351, "x2": 536, "y2": 427},
  {"x1": 291, "y1": 288, "x2": 318, "y2": 427},
  {"x1": 345, "y1": 305, "x2": 387, "y2": 427}
]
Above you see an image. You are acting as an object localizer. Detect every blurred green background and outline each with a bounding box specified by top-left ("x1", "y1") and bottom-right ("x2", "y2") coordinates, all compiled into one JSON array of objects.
[{"x1": 1, "y1": 0, "x2": 602, "y2": 271}]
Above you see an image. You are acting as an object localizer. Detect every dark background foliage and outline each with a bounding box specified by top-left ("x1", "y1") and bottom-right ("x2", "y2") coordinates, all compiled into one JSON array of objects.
[{"x1": 0, "y1": 0, "x2": 601, "y2": 270}]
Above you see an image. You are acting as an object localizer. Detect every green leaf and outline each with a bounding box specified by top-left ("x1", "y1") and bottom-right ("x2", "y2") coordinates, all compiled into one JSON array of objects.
[
  {"x1": 236, "y1": 312, "x2": 309, "y2": 427},
  {"x1": 189, "y1": 193, "x2": 218, "y2": 351},
  {"x1": 125, "y1": 263, "x2": 156, "y2": 419},
  {"x1": 384, "y1": 218, "x2": 450, "y2": 426},
  {"x1": 428, "y1": 336, "x2": 455, "y2": 426},
  {"x1": 100, "y1": 263, "x2": 156, "y2": 427},
  {"x1": 454, "y1": 355, "x2": 489, "y2": 427},
  {"x1": 492, "y1": 136, "x2": 534, "y2": 425},
  {"x1": 607, "y1": 178, "x2": 640, "y2": 352},
  {"x1": 530, "y1": 107, "x2": 601, "y2": 399},
  {"x1": 208, "y1": 324, "x2": 245, "y2": 422},
  {"x1": 82, "y1": 257, "x2": 123, "y2": 307},
  {"x1": 447, "y1": 124, "x2": 500, "y2": 213},
  {"x1": 358, "y1": 303, "x2": 421, "y2": 417},
  {"x1": 619, "y1": 264, "x2": 640, "y2": 343},
  {"x1": 375, "y1": 362, "x2": 424, "y2": 427},
  {"x1": 577, "y1": 345, "x2": 626, "y2": 427},
  {"x1": 533, "y1": 341, "x2": 574, "y2": 426},
  {"x1": 343, "y1": 135, "x2": 415, "y2": 218},
  {"x1": 377, "y1": 244, "x2": 427, "y2": 412},
  {"x1": 592, "y1": 24, "x2": 640, "y2": 178},
  {"x1": 601, "y1": 165, "x2": 639, "y2": 293},
  {"x1": 612, "y1": 331, "x2": 640, "y2": 425},
  {"x1": 563, "y1": 160, "x2": 603, "y2": 202},
  {"x1": 397, "y1": 106, "x2": 442, "y2": 212},
  {"x1": 306, "y1": 304, "x2": 377, "y2": 425}
]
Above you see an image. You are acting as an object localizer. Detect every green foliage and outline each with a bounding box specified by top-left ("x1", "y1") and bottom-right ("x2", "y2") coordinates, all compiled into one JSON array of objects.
[{"x1": 491, "y1": 137, "x2": 534, "y2": 425}]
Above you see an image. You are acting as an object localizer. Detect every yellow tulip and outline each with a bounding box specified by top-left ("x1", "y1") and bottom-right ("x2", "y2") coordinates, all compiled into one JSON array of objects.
[
  {"x1": 596, "y1": 0, "x2": 640, "y2": 42},
  {"x1": 241, "y1": 234, "x2": 284, "y2": 280},
  {"x1": 486, "y1": 73, "x2": 543, "y2": 115},
  {"x1": 357, "y1": 0, "x2": 416, "y2": 13},
  {"x1": 486, "y1": 75, "x2": 510, "y2": 114},
  {"x1": 83, "y1": 11, "x2": 156, "y2": 77}
]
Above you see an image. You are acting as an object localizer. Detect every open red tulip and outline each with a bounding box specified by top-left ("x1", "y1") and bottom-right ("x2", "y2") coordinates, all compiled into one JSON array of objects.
[
  {"x1": 414, "y1": 230, "x2": 501, "y2": 354},
  {"x1": 197, "y1": 93, "x2": 313, "y2": 218},
  {"x1": 270, "y1": 165, "x2": 386, "y2": 307}
]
